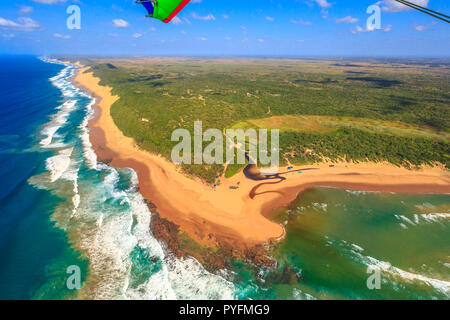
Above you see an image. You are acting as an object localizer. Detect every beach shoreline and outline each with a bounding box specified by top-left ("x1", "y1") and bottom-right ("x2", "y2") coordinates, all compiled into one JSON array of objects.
[{"x1": 71, "y1": 63, "x2": 450, "y2": 259}]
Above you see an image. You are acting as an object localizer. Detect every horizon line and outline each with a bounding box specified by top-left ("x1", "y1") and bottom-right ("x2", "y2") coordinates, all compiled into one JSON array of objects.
[{"x1": 1, "y1": 54, "x2": 450, "y2": 60}]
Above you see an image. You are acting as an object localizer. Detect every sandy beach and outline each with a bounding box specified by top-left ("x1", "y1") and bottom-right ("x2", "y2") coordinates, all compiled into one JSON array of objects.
[{"x1": 73, "y1": 65, "x2": 450, "y2": 249}]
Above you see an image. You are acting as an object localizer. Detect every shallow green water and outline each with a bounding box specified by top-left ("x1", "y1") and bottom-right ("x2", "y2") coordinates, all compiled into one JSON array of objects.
[{"x1": 233, "y1": 188, "x2": 449, "y2": 300}]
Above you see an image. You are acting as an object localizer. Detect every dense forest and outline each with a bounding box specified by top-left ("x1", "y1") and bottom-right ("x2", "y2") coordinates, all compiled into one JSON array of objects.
[{"x1": 85, "y1": 58, "x2": 450, "y2": 183}]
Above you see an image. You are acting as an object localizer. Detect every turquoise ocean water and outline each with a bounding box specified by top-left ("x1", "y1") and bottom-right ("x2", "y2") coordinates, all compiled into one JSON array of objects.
[{"x1": 0, "y1": 56, "x2": 448, "y2": 299}]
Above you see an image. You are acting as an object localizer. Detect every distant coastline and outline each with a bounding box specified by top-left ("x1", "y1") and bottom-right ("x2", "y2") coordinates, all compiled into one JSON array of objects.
[{"x1": 70, "y1": 60, "x2": 450, "y2": 264}]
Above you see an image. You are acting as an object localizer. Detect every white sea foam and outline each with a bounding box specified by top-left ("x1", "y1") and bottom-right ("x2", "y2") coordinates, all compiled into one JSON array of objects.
[
  {"x1": 330, "y1": 239, "x2": 450, "y2": 297},
  {"x1": 72, "y1": 193, "x2": 80, "y2": 217},
  {"x1": 357, "y1": 252, "x2": 450, "y2": 296},
  {"x1": 416, "y1": 202, "x2": 437, "y2": 211},
  {"x1": 102, "y1": 168, "x2": 129, "y2": 204},
  {"x1": 40, "y1": 97, "x2": 77, "y2": 147},
  {"x1": 70, "y1": 169, "x2": 80, "y2": 218},
  {"x1": 395, "y1": 213, "x2": 449, "y2": 226},
  {"x1": 164, "y1": 256, "x2": 235, "y2": 300},
  {"x1": 72, "y1": 170, "x2": 235, "y2": 300},
  {"x1": 119, "y1": 171, "x2": 235, "y2": 300},
  {"x1": 420, "y1": 213, "x2": 450, "y2": 223},
  {"x1": 79, "y1": 99, "x2": 97, "y2": 169},
  {"x1": 131, "y1": 197, "x2": 235, "y2": 299},
  {"x1": 292, "y1": 288, "x2": 316, "y2": 300},
  {"x1": 45, "y1": 147, "x2": 73, "y2": 182},
  {"x1": 41, "y1": 63, "x2": 84, "y2": 220},
  {"x1": 311, "y1": 202, "x2": 328, "y2": 211},
  {"x1": 394, "y1": 214, "x2": 416, "y2": 226},
  {"x1": 345, "y1": 190, "x2": 380, "y2": 195},
  {"x1": 351, "y1": 243, "x2": 364, "y2": 252}
]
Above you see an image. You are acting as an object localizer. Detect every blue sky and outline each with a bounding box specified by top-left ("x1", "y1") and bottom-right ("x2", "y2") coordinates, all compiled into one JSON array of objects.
[{"x1": 0, "y1": 0, "x2": 449, "y2": 57}]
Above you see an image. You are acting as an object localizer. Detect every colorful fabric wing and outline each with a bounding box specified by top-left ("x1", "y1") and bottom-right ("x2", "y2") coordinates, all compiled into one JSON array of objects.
[
  {"x1": 138, "y1": 0, "x2": 191, "y2": 23},
  {"x1": 141, "y1": 1, "x2": 155, "y2": 16}
]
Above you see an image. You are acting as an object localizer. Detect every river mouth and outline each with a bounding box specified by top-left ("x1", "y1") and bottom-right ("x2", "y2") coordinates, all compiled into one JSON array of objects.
[{"x1": 242, "y1": 153, "x2": 319, "y2": 199}]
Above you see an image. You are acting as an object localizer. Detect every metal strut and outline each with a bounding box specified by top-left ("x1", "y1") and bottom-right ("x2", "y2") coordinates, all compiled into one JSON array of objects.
[{"x1": 394, "y1": 0, "x2": 450, "y2": 24}]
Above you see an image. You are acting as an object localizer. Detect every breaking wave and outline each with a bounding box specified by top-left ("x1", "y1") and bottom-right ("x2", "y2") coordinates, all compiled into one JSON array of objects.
[{"x1": 328, "y1": 238, "x2": 450, "y2": 298}]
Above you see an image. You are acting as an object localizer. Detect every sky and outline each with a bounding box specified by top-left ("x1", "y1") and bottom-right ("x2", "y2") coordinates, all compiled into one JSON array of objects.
[{"x1": 0, "y1": 0, "x2": 449, "y2": 57}]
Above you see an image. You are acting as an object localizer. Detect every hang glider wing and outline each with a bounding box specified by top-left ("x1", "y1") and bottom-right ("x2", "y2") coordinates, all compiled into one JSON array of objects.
[{"x1": 137, "y1": 0, "x2": 191, "y2": 23}]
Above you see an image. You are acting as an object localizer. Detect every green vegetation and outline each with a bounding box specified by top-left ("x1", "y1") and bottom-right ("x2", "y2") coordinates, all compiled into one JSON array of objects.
[
  {"x1": 232, "y1": 115, "x2": 450, "y2": 141},
  {"x1": 225, "y1": 161, "x2": 248, "y2": 179},
  {"x1": 280, "y1": 128, "x2": 449, "y2": 168},
  {"x1": 83, "y1": 57, "x2": 449, "y2": 182}
]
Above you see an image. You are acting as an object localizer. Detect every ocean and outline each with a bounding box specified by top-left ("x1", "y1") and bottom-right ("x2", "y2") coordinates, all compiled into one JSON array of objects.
[{"x1": 0, "y1": 56, "x2": 448, "y2": 300}]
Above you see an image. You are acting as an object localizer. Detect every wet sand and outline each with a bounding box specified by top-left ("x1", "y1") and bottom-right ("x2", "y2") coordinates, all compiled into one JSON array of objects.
[{"x1": 73, "y1": 65, "x2": 450, "y2": 248}]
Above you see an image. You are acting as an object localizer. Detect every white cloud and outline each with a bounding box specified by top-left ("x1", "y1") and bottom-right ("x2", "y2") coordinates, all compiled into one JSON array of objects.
[
  {"x1": 32, "y1": 0, "x2": 66, "y2": 4},
  {"x1": 223, "y1": 14, "x2": 229, "y2": 19},
  {"x1": 224, "y1": 36, "x2": 232, "y2": 40},
  {"x1": 171, "y1": 16, "x2": 183, "y2": 24},
  {"x1": 0, "y1": 17, "x2": 41, "y2": 31},
  {"x1": 314, "y1": 0, "x2": 332, "y2": 17},
  {"x1": 414, "y1": 24, "x2": 426, "y2": 31},
  {"x1": 1, "y1": 33, "x2": 15, "y2": 39},
  {"x1": 53, "y1": 33, "x2": 70, "y2": 39},
  {"x1": 315, "y1": 0, "x2": 332, "y2": 8},
  {"x1": 133, "y1": 33, "x2": 143, "y2": 38},
  {"x1": 111, "y1": 4, "x2": 123, "y2": 12},
  {"x1": 18, "y1": 6, "x2": 34, "y2": 14},
  {"x1": 377, "y1": 0, "x2": 429, "y2": 12},
  {"x1": 257, "y1": 38, "x2": 264, "y2": 43},
  {"x1": 351, "y1": 24, "x2": 393, "y2": 34},
  {"x1": 383, "y1": 24, "x2": 392, "y2": 32},
  {"x1": 197, "y1": 37, "x2": 207, "y2": 41},
  {"x1": 112, "y1": 19, "x2": 130, "y2": 28},
  {"x1": 290, "y1": 19, "x2": 312, "y2": 25},
  {"x1": 192, "y1": 13, "x2": 216, "y2": 21},
  {"x1": 336, "y1": 16, "x2": 359, "y2": 24},
  {"x1": 351, "y1": 26, "x2": 367, "y2": 34},
  {"x1": 0, "y1": 19, "x2": 19, "y2": 28},
  {"x1": 412, "y1": 21, "x2": 437, "y2": 31},
  {"x1": 266, "y1": 16, "x2": 274, "y2": 22}
]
